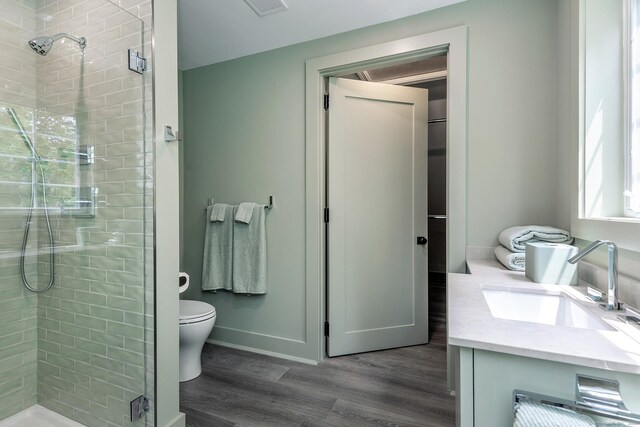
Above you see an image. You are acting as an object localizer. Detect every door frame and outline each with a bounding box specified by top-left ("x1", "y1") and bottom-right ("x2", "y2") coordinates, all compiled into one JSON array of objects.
[{"x1": 304, "y1": 26, "x2": 468, "y2": 380}]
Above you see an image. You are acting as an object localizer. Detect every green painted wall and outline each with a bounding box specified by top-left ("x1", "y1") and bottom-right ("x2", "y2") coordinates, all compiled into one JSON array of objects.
[
  {"x1": 182, "y1": 0, "x2": 560, "y2": 359},
  {"x1": 154, "y1": 0, "x2": 183, "y2": 424}
]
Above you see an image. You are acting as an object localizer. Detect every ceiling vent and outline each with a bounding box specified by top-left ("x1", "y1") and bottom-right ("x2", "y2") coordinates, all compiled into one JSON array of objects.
[{"x1": 244, "y1": 0, "x2": 288, "y2": 17}]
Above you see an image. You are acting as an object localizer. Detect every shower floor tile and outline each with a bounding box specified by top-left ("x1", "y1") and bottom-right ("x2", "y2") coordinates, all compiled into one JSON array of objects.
[{"x1": 0, "y1": 405, "x2": 84, "y2": 427}]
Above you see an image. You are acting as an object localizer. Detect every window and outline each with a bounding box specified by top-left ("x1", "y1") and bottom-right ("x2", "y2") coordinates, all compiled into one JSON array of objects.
[
  {"x1": 583, "y1": 0, "x2": 625, "y2": 219},
  {"x1": 581, "y1": 0, "x2": 640, "y2": 221},
  {"x1": 626, "y1": 0, "x2": 640, "y2": 217},
  {"x1": 573, "y1": 0, "x2": 640, "y2": 253}
]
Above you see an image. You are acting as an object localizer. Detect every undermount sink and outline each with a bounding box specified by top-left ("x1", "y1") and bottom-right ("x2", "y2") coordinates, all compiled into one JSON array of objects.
[{"x1": 481, "y1": 288, "x2": 615, "y2": 331}]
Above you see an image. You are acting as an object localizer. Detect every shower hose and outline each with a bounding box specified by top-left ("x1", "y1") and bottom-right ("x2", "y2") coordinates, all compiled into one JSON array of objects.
[{"x1": 8, "y1": 108, "x2": 55, "y2": 293}]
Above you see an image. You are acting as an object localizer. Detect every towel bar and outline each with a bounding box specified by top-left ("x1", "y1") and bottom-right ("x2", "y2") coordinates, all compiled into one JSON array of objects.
[
  {"x1": 514, "y1": 388, "x2": 640, "y2": 423},
  {"x1": 204, "y1": 196, "x2": 273, "y2": 212}
]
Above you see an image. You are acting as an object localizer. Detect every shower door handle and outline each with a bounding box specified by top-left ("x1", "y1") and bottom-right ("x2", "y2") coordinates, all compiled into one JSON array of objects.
[{"x1": 417, "y1": 236, "x2": 428, "y2": 245}]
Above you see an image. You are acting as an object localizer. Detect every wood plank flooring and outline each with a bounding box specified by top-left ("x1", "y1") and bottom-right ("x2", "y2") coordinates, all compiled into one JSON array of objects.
[{"x1": 180, "y1": 273, "x2": 454, "y2": 426}]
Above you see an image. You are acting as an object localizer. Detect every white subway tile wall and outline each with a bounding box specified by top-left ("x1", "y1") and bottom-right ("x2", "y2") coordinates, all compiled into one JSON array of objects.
[
  {"x1": 0, "y1": 0, "x2": 153, "y2": 425},
  {"x1": 0, "y1": 0, "x2": 40, "y2": 420}
]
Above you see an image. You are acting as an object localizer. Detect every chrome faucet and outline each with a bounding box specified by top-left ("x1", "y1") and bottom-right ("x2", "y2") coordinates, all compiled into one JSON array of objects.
[{"x1": 568, "y1": 240, "x2": 622, "y2": 311}]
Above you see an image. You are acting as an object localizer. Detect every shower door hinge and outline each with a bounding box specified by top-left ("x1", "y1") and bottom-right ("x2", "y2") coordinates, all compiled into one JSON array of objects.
[
  {"x1": 323, "y1": 94, "x2": 329, "y2": 111},
  {"x1": 128, "y1": 48, "x2": 147, "y2": 74},
  {"x1": 130, "y1": 395, "x2": 149, "y2": 422},
  {"x1": 323, "y1": 207, "x2": 329, "y2": 223},
  {"x1": 324, "y1": 321, "x2": 330, "y2": 337}
]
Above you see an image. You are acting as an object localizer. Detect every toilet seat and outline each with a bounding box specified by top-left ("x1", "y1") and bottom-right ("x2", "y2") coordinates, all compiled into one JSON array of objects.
[{"x1": 179, "y1": 300, "x2": 216, "y2": 325}]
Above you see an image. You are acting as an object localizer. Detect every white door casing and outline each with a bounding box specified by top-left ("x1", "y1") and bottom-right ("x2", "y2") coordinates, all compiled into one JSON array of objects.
[{"x1": 327, "y1": 77, "x2": 429, "y2": 356}]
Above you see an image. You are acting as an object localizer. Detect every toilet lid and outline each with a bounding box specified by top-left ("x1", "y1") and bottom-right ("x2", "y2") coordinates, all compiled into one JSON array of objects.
[{"x1": 179, "y1": 300, "x2": 216, "y2": 323}]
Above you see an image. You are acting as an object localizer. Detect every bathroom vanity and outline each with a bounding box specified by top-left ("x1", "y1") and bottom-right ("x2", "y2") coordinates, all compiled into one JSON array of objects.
[{"x1": 448, "y1": 260, "x2": 640, "y2": 427}]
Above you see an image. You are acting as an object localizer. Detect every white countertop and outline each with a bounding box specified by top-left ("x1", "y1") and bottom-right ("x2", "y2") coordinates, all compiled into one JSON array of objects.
[{"x1": 448, "y1": 259, "x2": 640, "y2": 374}]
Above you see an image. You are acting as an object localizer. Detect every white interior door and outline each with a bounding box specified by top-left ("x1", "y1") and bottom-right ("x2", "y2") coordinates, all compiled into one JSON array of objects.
[{"x1": 327, "y1": 77, "x2": 428, "y2": 357}]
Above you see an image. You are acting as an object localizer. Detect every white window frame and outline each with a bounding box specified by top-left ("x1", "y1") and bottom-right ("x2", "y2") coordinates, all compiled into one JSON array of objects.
[
  {"x1": 625, "y1": 0, "x2": 640, "y2": 218},
  {"x1": 572, "y1": 0, "x2": 640, "y2": 253}
]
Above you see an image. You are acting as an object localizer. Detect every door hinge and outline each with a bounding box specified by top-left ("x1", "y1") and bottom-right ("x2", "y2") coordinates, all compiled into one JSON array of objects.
[
  {"x1": 323, "y1": 94, "x2": 329, "y2": 111},
  {"x1": 323, "y1": 207, "x2": 329, "y2": 223},
  {"x1": 324, "y1": 321, "x2": 330, "y2": 337},
  {"x1": 128, "y1": 48, "x2": 147, "y2": 74},
  {"x1": 130, "y1": 395, "x2": 149, "y2": 422}
]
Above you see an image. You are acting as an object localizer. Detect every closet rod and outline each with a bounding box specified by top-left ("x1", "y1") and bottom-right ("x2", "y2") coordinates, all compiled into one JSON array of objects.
[{"x1": 428, "y1": 118, "x2": 447, "y2": 124}]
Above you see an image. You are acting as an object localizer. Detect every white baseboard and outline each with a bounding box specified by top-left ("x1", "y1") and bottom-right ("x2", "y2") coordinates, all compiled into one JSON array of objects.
[{"x1": 207, "y1": 339, "x2": 318, "y2": 365}]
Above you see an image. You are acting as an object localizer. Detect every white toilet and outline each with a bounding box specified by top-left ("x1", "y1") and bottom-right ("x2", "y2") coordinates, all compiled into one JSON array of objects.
[
  {"x1": 178, "y1": 273, "x2": 216, "y2": 382},
  {"x1": 179, "y1": 300, "x2": 216, "y2": 382}
]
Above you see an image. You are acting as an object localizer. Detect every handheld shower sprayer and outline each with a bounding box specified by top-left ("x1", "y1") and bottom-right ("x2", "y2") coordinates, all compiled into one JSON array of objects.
[{"x1": 28, "y1": 33, "x2": 87, "y2": 56}]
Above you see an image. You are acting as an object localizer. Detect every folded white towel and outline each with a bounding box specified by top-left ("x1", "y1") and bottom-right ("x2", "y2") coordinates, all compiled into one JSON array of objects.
[
  {"x1": 514, "y1": 400, "x2": 596, "y2": 427},
  {"x1": 233, "y1": 204, "x2": 267, "y2": 295},
  {"x1": 495, "y1": 245, "x2": 526, "y2": 271},
  {"x1": 209, "y1": 203, "x2": 228, "y2": 222},
  {"x1": 235, "y1": 202, "x2": 259, "y2": 224},
  {"x1": 202, "y1": 205, "x2": 235, "y2": 291},
  {"x1": 499, "y1": 225, "x2": 573, "y2": 253}
]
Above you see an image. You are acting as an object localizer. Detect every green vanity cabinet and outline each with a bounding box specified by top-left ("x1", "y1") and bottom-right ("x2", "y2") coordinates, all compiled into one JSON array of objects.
[{"x1": 456, "y1": 347, "x2": 640, "y2": 426}]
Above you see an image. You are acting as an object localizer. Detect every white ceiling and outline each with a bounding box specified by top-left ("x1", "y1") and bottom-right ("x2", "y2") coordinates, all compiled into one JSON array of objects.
[{"x1": 178, "y1": 0, "x2": 465, "y2": 70}]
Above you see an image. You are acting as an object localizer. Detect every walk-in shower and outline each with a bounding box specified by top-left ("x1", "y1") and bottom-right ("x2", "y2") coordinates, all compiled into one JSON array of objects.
[
  {"x1": 28, "y1": 33, "x2": 87, "y2": 56},
  {"x1": 0, "y1": 0, "x2": 155, "y2": 425}
]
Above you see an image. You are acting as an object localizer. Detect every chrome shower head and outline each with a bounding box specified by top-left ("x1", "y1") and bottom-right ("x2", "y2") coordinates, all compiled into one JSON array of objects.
[
  {"x1": 28, "y1": 36, "x2": 54, "y2": 55},
  {"x1": 28, "y1": 33, "x2": 87, "y2": 56}
]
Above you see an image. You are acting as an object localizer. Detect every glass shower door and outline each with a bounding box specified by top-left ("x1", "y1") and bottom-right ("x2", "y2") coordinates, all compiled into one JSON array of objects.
[{"x1": 0, "y1": 0, "x2": 154, "y2": 425}]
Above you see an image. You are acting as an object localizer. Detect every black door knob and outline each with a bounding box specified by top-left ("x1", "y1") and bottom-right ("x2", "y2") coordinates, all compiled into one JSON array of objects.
[{"x1": 417, "y1": 236, "x2": 427, "y2": 245}]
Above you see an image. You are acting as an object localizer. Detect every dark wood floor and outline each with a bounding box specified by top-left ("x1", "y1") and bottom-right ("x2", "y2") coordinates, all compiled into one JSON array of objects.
[{"x1": 180, "y1": 273, "x2": 454, "y2": 427}]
